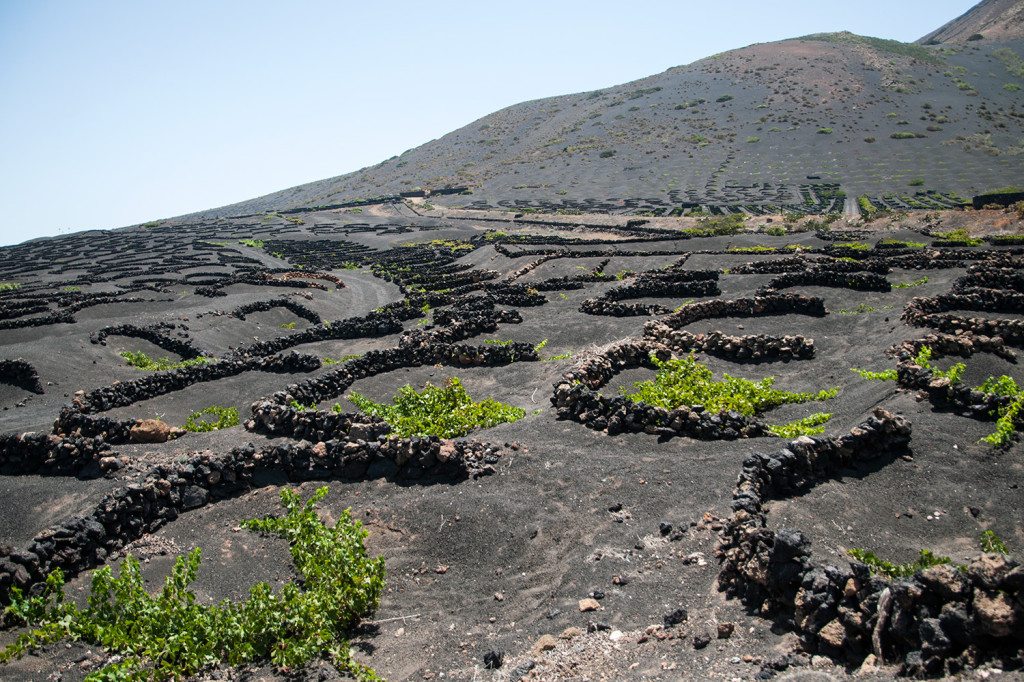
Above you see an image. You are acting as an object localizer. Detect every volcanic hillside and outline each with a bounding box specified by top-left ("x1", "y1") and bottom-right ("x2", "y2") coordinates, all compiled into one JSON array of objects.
[
  {"x1": 919, "y1": 0, "x2": 1024, "y2": 44},
  {"x1": 189, "y1": 21, "x2": 1024, "y2": 220}
]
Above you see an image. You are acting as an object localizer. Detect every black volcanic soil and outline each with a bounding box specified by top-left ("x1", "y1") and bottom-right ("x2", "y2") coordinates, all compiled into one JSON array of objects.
[{"x1": 0, "y1": 206, "x2": 1022, "y2": 681}]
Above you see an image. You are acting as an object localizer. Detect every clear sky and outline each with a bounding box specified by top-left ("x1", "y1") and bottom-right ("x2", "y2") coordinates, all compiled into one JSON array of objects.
[{"x1": 0, "y1": 0, "x2": 975, "y2": 245}]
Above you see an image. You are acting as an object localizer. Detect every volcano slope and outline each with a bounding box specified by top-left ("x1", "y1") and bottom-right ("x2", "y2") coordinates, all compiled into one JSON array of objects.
[
  {"x1": 0, "y1": 205, "x2": 1022, "y2": 680},
  {"x1": 185, "y1": 32, "x2": 1024, "y2": 222}
]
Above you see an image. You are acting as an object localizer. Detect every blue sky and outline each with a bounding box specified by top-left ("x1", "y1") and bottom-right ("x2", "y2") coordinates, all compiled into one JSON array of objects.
[{"x1": 0, "y1": 0, "x2": 974, "y2": 245}]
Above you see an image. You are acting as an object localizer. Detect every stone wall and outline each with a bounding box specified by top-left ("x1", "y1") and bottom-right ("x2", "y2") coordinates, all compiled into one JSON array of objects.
[{"x1": 716, "y1": 409, "x2": 1023, "y2": 676}]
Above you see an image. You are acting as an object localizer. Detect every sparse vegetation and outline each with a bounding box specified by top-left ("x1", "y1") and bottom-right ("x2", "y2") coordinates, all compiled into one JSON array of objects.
[
  {"x1": 834, "y1": 241, "x2": 871, "y2": 251},
  {"x1": 974, "y1": 374, "x2": 1024, "y2": 446},
  {"x1": 0, "y1": 487, "x2": 383, "y2": 681},
  {"x1": 839, "y1": 304, "x2": 890, "y2": 315},
  {"x1": 280, "y1": 321, "x2": 297, "y2": 330},
  {"x1": 322, "y1": 354, "x2": 361, "y2": 366},
  {"x1": 801, "y1": 32, "x2": 941, "y2": 64},
  {"x1": 848, "y1": 548, "x2": 954, "y2": 579},
  {"x1": 851, "y1": 367, "x2": 898, "y2": 381},
  {"x1": 621, "y1": 354, "x2": 837, "y2": 417},
  {"x1": 767, "y1": 412, "x2": 833, "y2": 438},
  {"x1": 120, "y1": 351, "x2": 211, "y2": 372},
  {"x1": 914, "y1": 345, "x2": 965, "y2": 384},
  {"x1": 894, "y1": 276, "x2": 929, "y2": 288},
  {"x1": 933, "y1": 228, "x2": 982, "y2": 246},
  {"x1": 347, "y1": 378, "x2": 525, "y2": 438},
  {"x1": 0, "y1": 282, "x2": 21, "y2": 292},
  {"x1": 239, "y1": 239, "x2": 265, "y2": 248},
  {"x1": 878, "y1": 239, "x2": 925, "y2": 249},
  {"x1": 980, "y1": 529, "x2": 1009, "y2": 555},
  {"x1": 183, "y1": 405, "x2": 240, "y2": 432},
  {"x1": 728, "y1": 245, "x2": 776, "y2": 254}
]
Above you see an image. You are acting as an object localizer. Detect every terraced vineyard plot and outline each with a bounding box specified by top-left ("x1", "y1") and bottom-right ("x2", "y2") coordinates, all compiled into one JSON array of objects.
[{"x1": 1, "y1": 202, "x2": 1023, "y2": 680}]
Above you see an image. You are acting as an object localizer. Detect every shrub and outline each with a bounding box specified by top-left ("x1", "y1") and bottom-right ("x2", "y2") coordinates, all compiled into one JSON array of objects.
[
  {"x1": 599, "y1": 150, "x2": 616, "y2": 158},
  {"x1": 767, "y1": 413, "x2": 833, "y2": 438},
  {"x1": 716, "y1": 94, "x2": 733, "y2": 103},
  {"x1": 890, "y1": 131, "x2": 922, "y2": 140},
  {"x1": 908, "y1": 178, "x2": 925, "y2": 187},
  {"x1": 746, "y1": 136, "x2": 760, "y2": 144},
  {"x1": 0, "y1": 282, "x2": 21, "y2": 292},
  {"x1": 621, "y1": 354, "x2": 837, "y2": 417},
  {"x1": 933, "y1": 228, "x2": 981, "y2": 246},
  {"x1": 728, "y1": 245, "x2": 776, "y2": 253},
  {"x1": 851, "y1": 368, "x2": 897, "y2": 381},
  {"x1": 980, "y1": 529, "x2": 1009, "y2": 555},
  {"x1": 848, "y1": 548, "x2": 954, "y2": 579},
  {"x1": 239, "y1": 239, "x2": 265, "y2": 248},
  {"x1": 322, "y1": 354, "x2": 361, "y2": 366},
  {"x1": 834, "y1": 241, "x2": 871, "y2": 251},
  {"x1": 0, "y1": 487, "x2": 383, "y2": 681},
  {"x1": 764, "y1": 226, "x2": 787, "y2": 236},
  {"x1": 974, "y1": 524, "x2": 1007, "y2": 552},
  {"x1": 878, "y1": 239, "x2": 925, "y2": 249},
  {"x1": 839, "y1": 304, "x2": 882, "y2": 315},
  {"x1": 914, "y1": 346, "x2": 965, "y2": 384},
  {"x1": 183, "y1": 405, "x2": 239, "y2": 432},
  {"x1": 894, "y1": 276, "x2": 929, "y2": 288},
  {"x1": 817, "y1": 127, "x2": 833, "y2": 135},
  {"x1": 976, "y1": 374, "x2": 1024, "y2": 446},
  {"x1": 347, "y1": 378, "x2": 525, "y2": 438},
  {"x1": 120, "y1": 351, "x2": 211, "y2": 372}
]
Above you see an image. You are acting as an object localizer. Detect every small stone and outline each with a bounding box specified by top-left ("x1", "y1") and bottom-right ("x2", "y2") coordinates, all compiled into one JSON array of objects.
[
  {"x1": 717, "y1": 621, "x2": 735, "y2": 639},
  {"x1": 494, "y1": 592, "x2": 505, "y2": 602},
  {"x1": 973, "y1": 590, "x2": 1020, "y2": 637},
  {"x1": 532, "y1": 634, "x2": 558, "y2": 654},
  {"x1": 663, "y1": 608, "x2": 688, "y2": 627},
  {"x1": 394, "y1": 627, "x2": 405, "y2": 637},
  {"x1": 812, "y1": 655, "x2": 832, "y2": 668},
  {"x1": 560, "y1": 626, "x2": 584, "y2": 640},
  {"x1": 857, "y1": 653, "x2": 879, "y2": 676},
  {"x1": 483, "y1": 650, "x2": 503, "y2": 670},
  {"x1": 817, "y1": 619, "x2": 845, "y2": 649},
  {"x1": 693, "y1": 633, "x2": 711, "y2": 649},
  {"x1": 435, "y1": 564, "x2": 449, "y2": 574},
  {"x1": 609, "y1": 630, "x2": 624, "y2": 642},
  {"x1": 578, "y1": 598, "x2": 601, "y2": 612}
]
